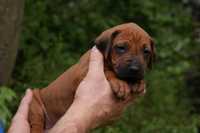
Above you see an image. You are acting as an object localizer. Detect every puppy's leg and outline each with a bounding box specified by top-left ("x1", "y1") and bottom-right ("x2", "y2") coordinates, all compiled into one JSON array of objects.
[
  {"x1": 105, "y1": 71, "x2": 131, "y2": 100},
  {"x1": 29, "y1": 91, "x2": 45, "y2": 133},
  {"x1": 105, "y1": 71, "x2": 146, "y2": 99},
  {"x1": 130, "y1": 80, "x2": 146, "y2": 95}
]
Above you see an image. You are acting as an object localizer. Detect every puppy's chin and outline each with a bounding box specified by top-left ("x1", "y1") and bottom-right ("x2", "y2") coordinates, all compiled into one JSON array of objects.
[
  {"x1": 118, "y1": 75, "x2": 144, "y2": 84},
  {"x1": 114, "y1": 69, "x2": 144, "y2": 84}
]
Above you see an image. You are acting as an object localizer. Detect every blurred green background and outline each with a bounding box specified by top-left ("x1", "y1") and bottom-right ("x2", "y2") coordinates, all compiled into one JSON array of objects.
[{"x1": 1, "y1": 0, "x2": 200, "y2": 132}]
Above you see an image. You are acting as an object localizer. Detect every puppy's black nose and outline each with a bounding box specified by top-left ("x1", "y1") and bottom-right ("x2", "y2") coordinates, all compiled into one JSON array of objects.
[
  {"x1": 129, "y1": 65, "x2": 140, "y2": 73},
  {"x1": 127, "y1": 59, "x2": 141, "y2": 74}
]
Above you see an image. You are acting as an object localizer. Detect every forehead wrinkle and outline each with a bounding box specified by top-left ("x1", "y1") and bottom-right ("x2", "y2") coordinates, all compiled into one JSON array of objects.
[
  {"x1": 127, "y1": 30, "x2": 144, "y2": 55},
  {"x1": 114, "y1": 27, "x2": 150, "y2": 53}
]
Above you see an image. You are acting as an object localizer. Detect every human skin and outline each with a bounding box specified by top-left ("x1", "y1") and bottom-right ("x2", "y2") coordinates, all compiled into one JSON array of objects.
[
  {"x1": 8, "y1": 47, "x2": 141, "y2": 133},
  {"x1": 8, "y1": 89, "x2": 33, "y2": 133},
  {"x1": 48, "y1": 47, "x2": 139, "y2": 133}
]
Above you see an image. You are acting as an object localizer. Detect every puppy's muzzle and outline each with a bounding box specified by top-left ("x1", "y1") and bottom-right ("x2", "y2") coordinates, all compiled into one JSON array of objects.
[
  {"x1": 128, "y1": 59, "x2": 141, "y2": 74},
  {"x1": 116, "y1": 58, "x2": 144, "y2": 82}
]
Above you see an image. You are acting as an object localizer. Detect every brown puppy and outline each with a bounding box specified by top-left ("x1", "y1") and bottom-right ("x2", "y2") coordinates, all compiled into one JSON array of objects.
[{"x1": 28, "y1": 23, "x2": 155, "y2": 133}]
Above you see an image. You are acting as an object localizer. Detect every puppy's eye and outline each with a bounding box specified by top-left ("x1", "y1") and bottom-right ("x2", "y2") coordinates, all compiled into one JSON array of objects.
[
  {"x1": 143, "y1": 47, "x2": 150, "y2": 55},
  {"x1": 115, "y1": 45, "x2": 127, "y2": 54}
]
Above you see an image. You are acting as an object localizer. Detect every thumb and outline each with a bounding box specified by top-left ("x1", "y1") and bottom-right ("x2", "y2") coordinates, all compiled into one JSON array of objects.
[
  {"x1": 14, "y1": 89, "x2": 32, "y2": 120},
  {"x1": 87, "y1": 46, "x2": 104, "y2": 77}
]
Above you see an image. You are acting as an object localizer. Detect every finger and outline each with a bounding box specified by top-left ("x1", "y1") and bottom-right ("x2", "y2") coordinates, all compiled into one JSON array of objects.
[
  {"x1": 87, "y1": 46, "x2": 104, "y2": 77},
  {"x1": 14, "y1": 89, "x2": 33, "y2": 120}
]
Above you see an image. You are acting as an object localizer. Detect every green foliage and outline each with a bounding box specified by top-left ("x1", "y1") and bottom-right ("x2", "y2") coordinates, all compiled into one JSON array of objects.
[
  {"x1": 6, "y1": 0, "x2": 199, "y2": 132},
  {"x1": 0, "y1": 86, "x2": 16, "y2": 127}
]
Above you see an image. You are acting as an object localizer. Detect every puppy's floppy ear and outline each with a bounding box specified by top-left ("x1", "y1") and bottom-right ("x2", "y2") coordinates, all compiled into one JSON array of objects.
[
  {"x1": 148, "y1": 39, "x2": 156, "y2": 69},
  {"x1": 95, "y1": 30, "x2": 120, "y2": 59}
]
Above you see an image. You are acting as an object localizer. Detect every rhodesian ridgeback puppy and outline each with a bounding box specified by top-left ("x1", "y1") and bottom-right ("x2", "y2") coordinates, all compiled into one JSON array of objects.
[{"x1": 28, "y1": 23, "x2": 156, "y2": 133}]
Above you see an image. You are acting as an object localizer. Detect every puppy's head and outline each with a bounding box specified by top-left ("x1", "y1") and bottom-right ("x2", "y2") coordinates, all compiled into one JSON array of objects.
[{"x1": 95, "y1": 23, "x2": 155, "y2": 83}]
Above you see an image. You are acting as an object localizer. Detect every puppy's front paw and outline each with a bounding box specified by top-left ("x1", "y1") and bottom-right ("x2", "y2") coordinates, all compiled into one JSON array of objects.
[
  {"x1": 130, "y1": 80, "x2": 146, "y2": 95},
  {"x1": 109, "y1": 78, "x2": 131, "y2": 100}
]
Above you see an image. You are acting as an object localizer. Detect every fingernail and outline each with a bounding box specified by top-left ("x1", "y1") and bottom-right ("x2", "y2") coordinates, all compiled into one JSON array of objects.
[
  {"x1": 26, "y1": 88, "x2": 31, "y2": 94},
  {"x1": 143, "y1": 89, "x2": 146, "y2": 94},
  {"x1": 92, "y1": 46, "x2": 98, "y2": 52}
]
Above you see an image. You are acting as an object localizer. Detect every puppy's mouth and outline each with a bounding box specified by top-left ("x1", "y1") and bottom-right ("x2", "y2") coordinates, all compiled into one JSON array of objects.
[
  {"x1": 114, "y1": 67, "x2": 144, "y2": 84},
  {"x1": 117, "y1": 73, "x2": 144, "y2": 84}
]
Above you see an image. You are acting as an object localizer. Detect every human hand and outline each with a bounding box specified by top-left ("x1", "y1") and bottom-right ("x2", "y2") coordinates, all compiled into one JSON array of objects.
[
  {"x1": 8, "y1": 89, "x2": 32, "y2": 133},
  {"x1": 49, "y1": 47, "x2": 141, "y2": 133},
  {"x1": 74, "y1": 46, "x2": 137, "y2": 128}
]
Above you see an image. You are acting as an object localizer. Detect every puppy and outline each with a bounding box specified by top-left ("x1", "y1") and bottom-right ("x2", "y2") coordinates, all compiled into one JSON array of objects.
[{"x1": 28, "y1": 23, "x2": 155, "y2": 133}]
